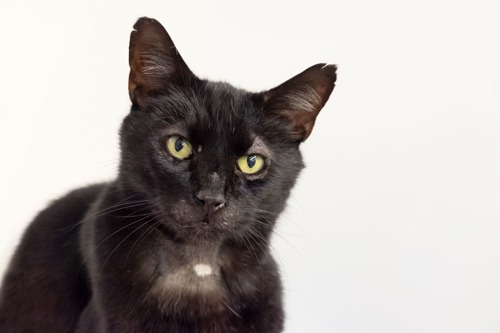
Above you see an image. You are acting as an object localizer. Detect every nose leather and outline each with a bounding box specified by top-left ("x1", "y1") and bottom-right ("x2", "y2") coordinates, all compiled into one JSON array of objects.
[{"x1": 195, "y1": 186, "x2": 226, "y2": 214}]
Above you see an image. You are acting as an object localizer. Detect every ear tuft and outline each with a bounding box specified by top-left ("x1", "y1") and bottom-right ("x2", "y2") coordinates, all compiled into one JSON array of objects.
[
  {"x1": 129, "y1": 17, "x2": 195, "y2": 109},
  {"x1": 262, "y1": 63, "x2": 337, "y2": 141}
]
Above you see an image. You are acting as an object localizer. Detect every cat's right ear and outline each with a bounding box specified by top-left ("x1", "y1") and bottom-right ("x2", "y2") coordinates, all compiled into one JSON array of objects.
[{"x1": 129, "y1": 17, "x2": 196, "y2": 110}]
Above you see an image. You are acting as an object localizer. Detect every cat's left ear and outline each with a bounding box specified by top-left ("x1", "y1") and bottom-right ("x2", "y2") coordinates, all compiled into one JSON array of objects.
[
  {"x1": 261, "y1": 64, "x2": 337, "y2": 142},
  {"x1": 129, "y1": 17, "x2": 196, "y2": 109}
]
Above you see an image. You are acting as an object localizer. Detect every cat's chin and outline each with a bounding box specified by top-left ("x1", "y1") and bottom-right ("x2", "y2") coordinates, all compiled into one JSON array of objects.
[
  {"x1": 153, "y1": 215, "x2": 229, "y2": 245},
  {"x1": 151, "y1": 202, "x2": 231, "y2": 244},
  {"x1": 175, "y1": 224, "x2": 228, "y2": 245}
]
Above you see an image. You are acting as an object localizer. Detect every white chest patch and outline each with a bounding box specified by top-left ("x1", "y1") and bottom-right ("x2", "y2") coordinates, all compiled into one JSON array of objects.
[{"x1": 193, "y1": 263, "x2": 213, "y2": 277}]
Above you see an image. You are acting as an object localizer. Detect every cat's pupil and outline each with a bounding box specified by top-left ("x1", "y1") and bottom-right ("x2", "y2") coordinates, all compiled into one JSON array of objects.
[
  {"x1": 175, "y1": 138, "x2": 184, "y2": 152},
  {"x1": 247, "y1": 155, "x2": 256, "y2": 168}
]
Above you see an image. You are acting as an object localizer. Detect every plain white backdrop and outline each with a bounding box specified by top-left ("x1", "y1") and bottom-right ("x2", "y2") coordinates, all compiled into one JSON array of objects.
[{"x1": 1, "y1": 0, "x2": 499, "y2": 332}]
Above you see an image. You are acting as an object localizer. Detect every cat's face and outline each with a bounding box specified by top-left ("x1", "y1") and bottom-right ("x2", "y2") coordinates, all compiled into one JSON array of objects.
[
  {"x1": 120, "y1": 82, "x2": 304, "y2": 243},
  {"x1": 119, "y1": 18, "x2": 336, "y2": 244}
]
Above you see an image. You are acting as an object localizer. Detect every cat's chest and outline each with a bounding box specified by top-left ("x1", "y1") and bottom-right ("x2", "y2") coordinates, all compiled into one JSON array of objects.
[
  {"x1": 150, "y1": 260, "x2": 222, "y2": 296},
  {"x1": 137, "y1": 243, "x2": 231, "y2": 315}
]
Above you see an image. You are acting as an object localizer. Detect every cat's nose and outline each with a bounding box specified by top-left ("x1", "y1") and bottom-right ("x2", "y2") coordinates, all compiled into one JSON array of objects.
[{"x1": 195, "y1": 189, "x2": 226, "y2": 213}]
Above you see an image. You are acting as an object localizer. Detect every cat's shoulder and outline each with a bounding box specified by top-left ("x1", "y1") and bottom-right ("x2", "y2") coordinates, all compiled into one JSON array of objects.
[{"x1": 25, "y1": 183, "x2": 110, "y2": 234}]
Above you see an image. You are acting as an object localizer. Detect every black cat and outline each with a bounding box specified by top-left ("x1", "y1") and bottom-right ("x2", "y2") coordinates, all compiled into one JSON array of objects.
[{"x1": 0, "y1": 17, "x2": 336, "y2": 333}]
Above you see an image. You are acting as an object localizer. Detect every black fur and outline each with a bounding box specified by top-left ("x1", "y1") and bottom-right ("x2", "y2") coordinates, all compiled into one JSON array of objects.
[{"x1": 0, "y1": 17, "x2": 336, "y2": 333}]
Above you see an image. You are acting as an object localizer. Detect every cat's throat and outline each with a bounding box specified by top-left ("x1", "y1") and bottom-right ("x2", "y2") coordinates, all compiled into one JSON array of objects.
[{"x1": 138, "y1": 240, "x2": 229, "y2": 314}]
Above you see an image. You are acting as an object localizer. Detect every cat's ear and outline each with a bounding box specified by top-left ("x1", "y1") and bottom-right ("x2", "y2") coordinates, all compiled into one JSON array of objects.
[
  {"x1": 129, "y1": 17, "x2": 196, "y2": 109},
  {"x1": 261, "y1": 64, "x2": 337, "y2": 142}
]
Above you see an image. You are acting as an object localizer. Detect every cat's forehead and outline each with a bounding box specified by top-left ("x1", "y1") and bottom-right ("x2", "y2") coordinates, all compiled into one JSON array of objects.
[
  {"x1": 156, "y1": 82, "x2": 259, "y2": 150},
  {"x1": 200, "y1": 81, "x2": 252, "y2": 125}
]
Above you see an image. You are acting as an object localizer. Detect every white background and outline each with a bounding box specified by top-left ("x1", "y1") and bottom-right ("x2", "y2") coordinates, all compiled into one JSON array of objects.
[{"x1": 1, "y1": 1, "x2": 499, "y2": 332}]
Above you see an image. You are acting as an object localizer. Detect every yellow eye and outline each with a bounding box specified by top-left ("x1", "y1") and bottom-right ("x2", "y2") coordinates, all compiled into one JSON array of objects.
[
  {"x1": 166, "y1": 135, "x2": 193, "y2": 160},
  {"x1": 237, "y1": 155, "x2": 265, "y2": 175}
]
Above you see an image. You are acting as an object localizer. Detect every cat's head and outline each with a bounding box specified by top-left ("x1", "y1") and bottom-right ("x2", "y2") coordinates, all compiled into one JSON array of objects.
[{"x1": 119, "y1": 17, "x2": 336, "y2": 244}]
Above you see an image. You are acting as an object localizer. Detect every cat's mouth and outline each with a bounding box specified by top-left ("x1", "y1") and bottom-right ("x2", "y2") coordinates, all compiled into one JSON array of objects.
[
  {"x1": 151, "y1": 198, "x2": 230, "y2": 242},
  {"x1": 154, "y1": 213, "x2": 229, "y2": 243},
  {"x1": 185, "y1": 218, "x2": 228, "y2": 242}
]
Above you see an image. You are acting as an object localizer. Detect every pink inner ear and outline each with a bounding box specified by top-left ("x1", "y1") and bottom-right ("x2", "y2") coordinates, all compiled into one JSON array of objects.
[
  {"x1": 128, "y1": 45, "x2": 173, "y2": 106},
  {"x1": 128, "y1": 17, "x2": 195, "y2": 109},
  {"x1": 263, "y1": 64, "x2": 337, "y2": 142},
  {"x1": 279, "y1": 109, "x2": 317, "y2": 141}
]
